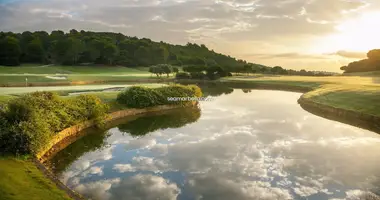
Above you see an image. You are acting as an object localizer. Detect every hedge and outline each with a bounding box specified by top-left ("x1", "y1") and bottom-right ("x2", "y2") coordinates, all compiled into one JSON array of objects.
[
  {"x1": 117, "y1": 84, "x2": 202, "y2": 108},
  {"x1": 0, "y1": 92, "x2": 109, "y2": 155}
]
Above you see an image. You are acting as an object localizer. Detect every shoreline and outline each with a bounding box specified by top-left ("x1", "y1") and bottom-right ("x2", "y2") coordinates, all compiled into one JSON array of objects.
[
  {"x1": 298, "y1": 95, "x2": 380, "y2": 133},
  {"x1": 4, "y1": 79, "x2": 379, "y2": 200},
  {"x1": 35, "y1": 103, "x2": 198, "y2": 200}
]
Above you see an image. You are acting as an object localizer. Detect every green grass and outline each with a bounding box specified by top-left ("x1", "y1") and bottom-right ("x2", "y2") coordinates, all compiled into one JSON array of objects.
[
  {"x1": 0, "y1": 75, "x2": 69, "y2": 85},
  {"x1": 0, "y1": 64, "x2": 151, "y2": 75},
  {"x1": 222, "y1": 79, "x2": 322, "y2": 90},
  {"x1": 303, "y1": 84, "x2": 380, "y2": 116},
  {"x1": 225, "y1": 75, "x2": 380, "y2": 86},
  {"x1": 0, "y1": 83, "x2": 165, "y2": 95},
  {"x1": 0, "y1": 74, "x2": 170, "y2": 86},
  {"x1": 0, "y1": 158, "x2": 71, "y2": 200}
]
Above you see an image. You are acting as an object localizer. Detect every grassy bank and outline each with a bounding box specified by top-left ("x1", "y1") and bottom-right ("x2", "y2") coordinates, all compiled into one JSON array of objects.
[
  {"x1": 221, "y1": 76, "x2": 380, "y2": 120},
  {"x1": 0, "y1": 158, "x2": 71, "y2": 200},
  {"x1": 302, "y1": 84, "x2": 380, "y2": 117},
  {"x1": 0, "y1": 84, "x2": 201, "y2": 200},
  {"x1": 1, "y1": 67, "x2": 380, "y2": 200}
]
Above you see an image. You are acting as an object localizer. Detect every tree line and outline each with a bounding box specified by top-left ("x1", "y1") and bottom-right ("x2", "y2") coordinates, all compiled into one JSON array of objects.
[
  {"x1": 0, "y1": 29, "x2": 254, "y2": 69},
  {"x1": 233, "y1": 64, "x2": 336, "y2": 76},
  {"x1": 341, "y1": 49, "x2": 380, "y2": 73},
  {"x1": 0, "y1": 29, "x2": 338, "y2": 76}
]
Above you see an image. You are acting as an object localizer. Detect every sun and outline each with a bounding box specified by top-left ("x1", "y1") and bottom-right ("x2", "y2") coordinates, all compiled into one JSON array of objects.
[{"x1": 311, "y1": 11, "x2": 380, "y2": 53}]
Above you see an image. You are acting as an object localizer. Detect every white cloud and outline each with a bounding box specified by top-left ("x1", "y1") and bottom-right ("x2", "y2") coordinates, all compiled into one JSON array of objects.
[{"x1": 110, "y1": 174, "x2": 181, "y2": 200}]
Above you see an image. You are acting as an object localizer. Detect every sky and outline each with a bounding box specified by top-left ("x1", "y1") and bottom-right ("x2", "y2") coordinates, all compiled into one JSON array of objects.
[{"x1": 1, "y1": 0, "x2": 380, "y2": 72}]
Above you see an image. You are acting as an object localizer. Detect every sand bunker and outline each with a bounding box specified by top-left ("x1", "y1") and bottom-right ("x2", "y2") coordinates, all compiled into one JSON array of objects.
[{"x1": 45, "y1": 76, "x2": 67, "y2": 80}]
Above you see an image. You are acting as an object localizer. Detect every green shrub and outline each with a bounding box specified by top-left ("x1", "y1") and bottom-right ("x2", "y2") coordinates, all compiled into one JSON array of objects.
[
  {"x1": 156, "y1": 85, "x2": 195, "y2": 106},
  {"x1": 0, "y1": 91, "x2": 109, "y2": 155},
  {"x1": 116, "y1": 85, "x2": 203, "y2": 108},
  {"x1": 116, "y1": 86, "x2": 164, "y2": 108},
  {"x1": 175, "y1": 72, "x2": 191, "y2": 79},
  {"x1": 66, "y1": 94, "x2": 110, "y2": 125},
  {"x1": 187, "y1": 84, "x2": 203, "y2": 97},
  {"x1": 190, "y1": 72, "x2": 206, "y2": 80}
]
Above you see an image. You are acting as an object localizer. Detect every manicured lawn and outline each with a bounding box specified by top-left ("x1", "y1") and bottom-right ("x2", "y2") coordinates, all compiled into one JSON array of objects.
[
  {"x1": 0, "y1": 75, "x2": 69, "y2": 85},
  {"x1": 0, "y1": 158, "x2": 71, "y2": 200},
  {"x1": 222, "y1": 78, "x2": 322, "y2": 90},
  {"x1": 303, "y1": 84, "x2": 380, "y2": 116},
  {"x1": 225, "y1": 75, "x2": 380, "y2": 86},
  {"x1": 0, "y1": 64, "x2": 150, "y2": 75},
  {"x1": 221, "y1": 76, "x2": 380, "y2": 117}
]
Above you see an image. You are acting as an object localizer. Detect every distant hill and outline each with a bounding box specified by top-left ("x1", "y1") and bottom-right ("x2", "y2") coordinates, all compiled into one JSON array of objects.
[{"x1": 0, "y1": 30, "x2": 259, "y2": 72}]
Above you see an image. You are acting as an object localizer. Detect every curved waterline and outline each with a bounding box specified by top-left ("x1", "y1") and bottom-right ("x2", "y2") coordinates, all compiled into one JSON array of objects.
[{"x1": 46, "y1": 88, "x2": 380, "y2": 200}]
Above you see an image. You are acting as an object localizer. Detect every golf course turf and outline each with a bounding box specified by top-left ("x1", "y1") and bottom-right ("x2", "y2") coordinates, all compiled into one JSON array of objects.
[{"x1": 1, "y1": 65, "x2": 380, "y2": 200}]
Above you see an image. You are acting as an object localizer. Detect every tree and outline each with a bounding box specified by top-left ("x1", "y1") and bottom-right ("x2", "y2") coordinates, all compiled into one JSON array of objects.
[
  {"x1": 172, "y1": 66, "x2": 179, "y2": 74},
  {"x1": 341, "y1": 49, "x2": 380, "y2": 73},
  {"x1": 161, "y1": 46, "x2": 169, "y2": 64},
  {"x1": 0, "y1": 29, "x2": 264, "y2": 69},
  {"x1": 243, "y1": 64, "x2": 252, "y2": 75},
  {"x1": 134, "y1": 46, "x2": 151, "y2": 66},
  {"x1": 103, "y1": 43, "x2": 119, "y2": 65},
  {"x1": 158, "y1": 64, "x2": 173, "y2": 77},
  {"x1": 271, "y1": 66, "x2": 285, "y2": 74},
  {"x1": 183, "y1": 65, "x2": 206, "y2": 73},
  {"x1": 26, "y1": 38, "x2": 45, "y2": 63},
  {"x1": 367, "y1": 49, "x2": 380, "y2": 60},
  {"x1": 206, "y1": 66, "x2": 226, "y2": 80},
  {"x1": 149, "y1": 66, "x2": 164, "y2": 77},
  {"x1": 0, "y1": 36, "x2": 22, "y2": 66}
]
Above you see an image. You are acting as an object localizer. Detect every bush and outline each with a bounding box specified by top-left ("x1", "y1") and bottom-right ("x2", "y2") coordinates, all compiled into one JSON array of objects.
[
  {"x1": 0, "y1": 91, "x2": 109, "y2": 155},
  {"x1": 175, "y1": 72, "x2": 191, "y2": 79},
  {"x1": 190, "y1": 72, "x2": 206, "y2": 80},
  {"x1": 117, "y1": 85, "x2": 203, "y2": 108},
  {"x1": 155, "y1": 85, "x2": 196, "y2": 106},
  {"x1": 186, "y1": 84, "x2": 203, "y2": 97},
  {"x1": 66, "y1": 94, "x2": 110, "y2": 125},
  {"x1": 117, "y1": 86, "x2": 164, "y2": 109}
]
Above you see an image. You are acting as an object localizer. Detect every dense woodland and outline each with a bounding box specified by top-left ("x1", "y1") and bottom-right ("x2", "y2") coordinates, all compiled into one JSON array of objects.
[
  {"x1": 0, "y1": 29, "x2": 335, "y2": 76},
  {"x1": 341, "y1": 49, "x2": 380, "y2": 73},
  {"x1": 0, "y1": 30, "x2": 254, "y2": 69}
]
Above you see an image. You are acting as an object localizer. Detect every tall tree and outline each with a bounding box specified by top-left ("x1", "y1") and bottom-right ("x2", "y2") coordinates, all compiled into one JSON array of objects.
[
  {"x1": 26, "y1": 38, "x2": 45, "y2": 63},
  {"x1": 0, "y1": 36, "x2": 22, "y2": 66}
]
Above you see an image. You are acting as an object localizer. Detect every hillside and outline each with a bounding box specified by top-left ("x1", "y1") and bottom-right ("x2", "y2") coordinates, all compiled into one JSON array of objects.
[{"x1": 0, "y1": 30, "x2": 257, "y2": 71}]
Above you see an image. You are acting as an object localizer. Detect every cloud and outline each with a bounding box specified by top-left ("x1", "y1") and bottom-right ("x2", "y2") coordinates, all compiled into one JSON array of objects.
[
  {"x1": 327, "y1": 50, "x2": 367, "y2": 59},
  {"x1": 1, "y1": 0, "x2": 379, "y2": 71},
  {"x1": 53, "y1": 89, "x2": 380, "y2": 200},
  {"x1": 243, "y1": 52, "x2": 330, "y2": 60},
  {"x1": 74, "y1": 178, "x2": 121, "y2": 200},
  {"x1": 186, "y1": 174, "x2": 292, "y2": 200},
  {"x1": 109, "y1": 174, "x2": 180, "y2": 200}
]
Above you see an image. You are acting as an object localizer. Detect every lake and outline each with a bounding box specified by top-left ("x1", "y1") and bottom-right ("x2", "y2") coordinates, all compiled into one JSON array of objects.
[{"x1": 45, "y1": 87, "x2": 380, "y2": 200}]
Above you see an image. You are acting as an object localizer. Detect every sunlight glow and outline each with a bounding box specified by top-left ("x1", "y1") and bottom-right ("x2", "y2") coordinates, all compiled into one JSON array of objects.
[{"x1": 311, "y1": 12, "x2": 380, "y2": 54}]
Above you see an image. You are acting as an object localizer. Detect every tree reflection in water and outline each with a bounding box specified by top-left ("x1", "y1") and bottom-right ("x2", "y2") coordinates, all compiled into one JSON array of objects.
[
  {"x1": 46, "y1": 106, "x2": 201, "y2": 174},
  {"x1": 117, "y1": 107, "x2": 201, "y2": 137}
]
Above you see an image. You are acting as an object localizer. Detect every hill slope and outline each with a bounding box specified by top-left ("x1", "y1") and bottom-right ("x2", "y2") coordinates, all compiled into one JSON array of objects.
[{"x1": 0, "y1": 30, "x2": 257, "y2": 71}]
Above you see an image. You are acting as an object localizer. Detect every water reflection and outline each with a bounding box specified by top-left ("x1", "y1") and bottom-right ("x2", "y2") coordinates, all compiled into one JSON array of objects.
[
  {"x1": 46, "y1": 107, "x2": 201, "y2": 175},
  {"x1": 48, "y1": 88, "x2": 380, "y2": 200},
  {"x1": 199, "y1": 84, "x2": 234, "y2": 97},
  {"x1": 118, "y1": 107, "x2": 201, "y2": 137}
]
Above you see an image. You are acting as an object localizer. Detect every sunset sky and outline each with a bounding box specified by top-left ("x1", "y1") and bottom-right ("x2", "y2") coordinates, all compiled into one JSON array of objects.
[{"x1": 1, "y1": 0, "x2": 380, "y2": 72}]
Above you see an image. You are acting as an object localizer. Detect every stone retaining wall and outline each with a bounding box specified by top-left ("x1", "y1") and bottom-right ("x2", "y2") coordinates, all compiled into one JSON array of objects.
[{"x1": 36, "y1": 103, "x2": 196, "y2": 160}]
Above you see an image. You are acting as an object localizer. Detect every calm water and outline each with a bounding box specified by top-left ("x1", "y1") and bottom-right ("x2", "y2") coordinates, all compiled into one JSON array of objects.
[{"x1": 46, "y1": 88, "x2": 380, "y2": 200}]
